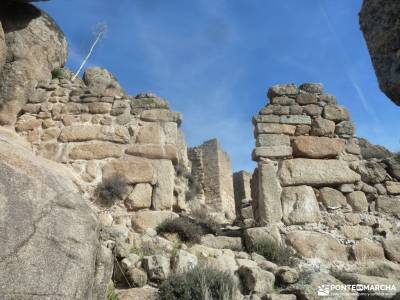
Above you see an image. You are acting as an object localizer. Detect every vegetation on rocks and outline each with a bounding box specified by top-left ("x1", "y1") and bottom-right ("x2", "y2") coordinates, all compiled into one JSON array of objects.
[
  {"x1": 156, "y1": 216, "x2": 205, "y2": 244},
  {"x1": 159, "y1": 265, "x2": 235, "y2": 300},
  {"x1": 96, "y1": 176, "x2": 130, "y2": 207},
  {"x1": 249, "y1": 238, "x2": 294, "y2": 266}
]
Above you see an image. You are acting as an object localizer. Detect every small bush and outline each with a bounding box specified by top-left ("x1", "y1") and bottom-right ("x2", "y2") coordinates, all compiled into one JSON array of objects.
[
  {"x1": 157, "y1": 217, "x2": 204, "y2": 244},
  {"x1": 96, "y1": 176, "x2": 129, "y2": 207},
  {"x1": 249, "y1": 238, "x2": 294, "y2": 266},
  {"x1": 106, "y1": 285, "x2": 119, "y2": 300},
  {"x1": 191, "y1": 207, "x2": 221, "y2": 235},
  {"x1": 51, "y1": 67, "x2": 71, "y2": 80},
  {"x1": 159, "y1": 265, "x2": 236, "y2": 300}
]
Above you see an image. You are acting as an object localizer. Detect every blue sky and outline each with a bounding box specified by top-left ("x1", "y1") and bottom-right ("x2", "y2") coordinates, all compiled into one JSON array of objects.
[{"x1": 38, "y1": 0, "x2": 400, "y2": 172}]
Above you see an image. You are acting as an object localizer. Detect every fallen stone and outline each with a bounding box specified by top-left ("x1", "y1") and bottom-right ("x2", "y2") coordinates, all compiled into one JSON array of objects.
[
  {"x1": 292, "y1": 136, "x2": 345, "y2": 158},
  {"x1": 281, "y1": 185, "x2": 321, "y2": 225},
  {"x1": 142, "y1": 255, "x2": 170, "y2": 281},
  {"x1": 286, "y1": 230, "x2": 348, "y2": 261},
  {"x1": 238, "y1": 265, "x2": 275, "y2": 296},
  {"x1": 172, "y1": 250, "x2": 198, "y2": 273},
  {"x1": 278, "y1": 159, "x2": 361, "y2": 186},
  {"x1": 131, "y1": 211, "x2": 178, "y2": 233}
]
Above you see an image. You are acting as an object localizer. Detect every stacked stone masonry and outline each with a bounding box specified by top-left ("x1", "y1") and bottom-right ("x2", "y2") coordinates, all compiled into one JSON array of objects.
[
  {"x1": 251, "y1": 82, "x2": 400, "y2": 265},
  {"x1": 189, "y1": 139, "x2": 236, "y2": 221},
  {"x1": 15, "y1": 69, "x2": 189, "y2": 214}
]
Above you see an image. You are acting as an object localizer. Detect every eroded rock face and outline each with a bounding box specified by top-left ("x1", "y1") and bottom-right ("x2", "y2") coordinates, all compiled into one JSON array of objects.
[
  {"x1": 0, "y1": 129, "x2": 108, "y2": 299},
  {"x1": 0, "y1": 2, "x2": 68, "y2": 125},
  {"x1": 360, "y1": 0, "x2": 400, "y2": 106}
]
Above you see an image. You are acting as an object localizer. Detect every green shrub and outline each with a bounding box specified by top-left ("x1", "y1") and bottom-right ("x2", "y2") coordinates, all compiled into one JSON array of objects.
[
  {"x1": 159, "y1": 265, "x2": 235, "y2": 300},
  {"x1": 96, "y1": 176, "x2": 129, "y2": 207},
  {"x1": 106, "y1": 285, "x2": 119, "y2": 300},
  {"x1": 249, "y1": 238, "x2": 294, "y2": 266},
  {"x1": 157, "y1": 217, "x2": 204, "y2": 244},
  {"x1": 51, "y1": 67, "x2": 71, "y2": 80}
]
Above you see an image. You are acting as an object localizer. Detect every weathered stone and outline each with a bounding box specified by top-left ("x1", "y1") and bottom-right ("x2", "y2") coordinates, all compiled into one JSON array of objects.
[
  {"x1": 253, "y1": 115, "x2": 280, "y2": 123},
  {"x1": 299, "y1": 83, "x2": 324, "y2": 94},
  {"x1": 385, "y1": 181, "x2": 400, "y2": 195},
  {"x1": 360, "y1": 0, "x2": 400, "y2": 106},
  {"x1": 303, "y1": 104, "x2": 323, "y2": 116},
  {"x1": 151, "y1": 159, "x2": 175, "y2": 210},
  {"x1": 362, "y1": 260, "x2": 400, "y2": 281},
  {"x1": 59, "y1": 125, "x2": 130, "y2": 143},
  {"x1": 136, "y1": 123, "x2": 163, "y2": 144},
  {"x1": 310, "y1": 118, "x2": 335, "y2": 136},
  {"x1": 281, "y1": 185, "x2": 321, "y2": 225},
  {"x1": 254, "y1": 162, "x2": 282, "y2": 224},
  {"x1": 172, "y1": 250, "x2": 198, "y2": 273},
  {"x1": 318, "y1": 187, "x2": 347, "y2": 208},
  {"x1": 88, "y1": 102, "x2": 112, "y2": 114},
  {"x1": 335, "y1": 121, "x2": 355, "y2": 136},
  {"x1": 252, "y1": 146, "x2": 292, "y2": 160},
  {"x1": 376, "y1": 196, "x2": 400, "y2": 216},
  {"x1": 126, "y1": 267, "x2": 148, "y2": 288},
  {"x1": 69, "y1": 142, "x2": 124, "y2": 160},
  {"x1": 294, "y1": 124, "x2": 311, "y2": 135},
  {"x1": 384, "y1": 157, "x2": 400, "y2": 180},
  {"x1": 276, "y1": 267, "x2": 299, "y2": 284},
  {"x1": 200, "y1": 235, "x2": 243, "y2": 251},
  {"x1": 286, "y1": 231, "x2": 348, "y2": 261},
  {"x1": 353, "y1": 239, "x2": 385, "y2": 261},
  {"x1": 346, "y1": 191, "x2": 368, "y2": 212},
  {"x1": 116, "y1": 287, "x2": 159, "y2": 300},
  {"x1": 270, "y1": 96, "x2": 296, "y2": 106},
  {"x1": 142, "y1": 255, "x2": 170, "y2": 281},
  {"x1": 256, "y1": 134, "x2": 290, "y2": 147},
  {"x1": 267, "y1": 84, "x2": 298, "y2": 99},
  {"x1": 278, "y1": 159, "x2": 361, "y2": 186},
  {"x1": 238, "y1": 265, "x2": 275, "y2": 295},
  {"x1": 290, "y1": 104, "x2": 303, "y2": 114},
  {"x1": 243, "y1": 225, "x2": 282, "y2": 250},
  {"x1": 83, "y1": 67, "x2": 125, "y2": 97},
  {"x1": 124, "y1": 183, "x2": 153, "y2": 211},
  {"x1": 341, "y1": 225, "x2": 372, "y2": 240},
  {"x1": 111, "y1": 100, "x2": 129, "y2": 115},
  {"x1": 280, "y1": 115, "x2": 311, "y2": 125},
  {"x1": 102, "y1": 157, "x2": 155, "y2": 184},
  {"x1": 383, "y1": 238, "x2": 400, "y2": 263},
  {"x1": 323, "y1": 105, "x2": 349, "y2": 122},
  {"x1": 0, "y1": 21, "x2": 5, "y2": 69},
  {"x1": 340, "y1": 183, "x2": 355, "y2": 193},
  {"x1": 126, "y1": 144, "x2": 179, "y2": 164},
  {"x1": 0, "y1": 129, "x2": 108, "y2": 299},
  {"x1": 296, "y1": 92, "x2": 318, "y2": 105},
  {"x1": 241, "y1": 206, "x2": 254, "y2": 219},
  {"x1": 0, "y1": 4, "x2": 68, "y2": 125},
  {"x1": 15, "y1": 118, "x2": 42, "y2": 132},
  {"x1": 140, "y1": 109, "x2": 182, "y2": 125},
  {"x1": 131, "y1": 211, "x2": 178, "y2": 232},
  {"x1": 356, "y1": 161, "x2": 388, "y2": 184},
  {"x1": 292, "y1": 136, "x2": 345, "y2": 159},
  {"x1": 255, "y1": 123, "x2": 296, "y2": 135}
]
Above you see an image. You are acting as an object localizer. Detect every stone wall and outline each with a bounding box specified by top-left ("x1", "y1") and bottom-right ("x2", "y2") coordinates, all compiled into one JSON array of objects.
[
  {"x1": 14, "y1": 68, "x2": 189, "y2": 214},
  {"x1": 189, "y1": 139, "x2": 236, "y2": 221},
  {"x1": 251, "y1": 82, "x2": 400, "y2": 264},
  {"x1": 233, "y1": 171, "x2": 253, "y2": 221}
]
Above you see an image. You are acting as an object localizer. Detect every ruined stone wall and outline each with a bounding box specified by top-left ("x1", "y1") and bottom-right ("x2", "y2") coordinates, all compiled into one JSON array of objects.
[
  {"x1": 15, "y1": 70, "x2": 189, "y2": 214},
  {"x1": 189, "y1": 139, "x2": 236, "y2": 221},
  {"x1": 233, "y1": 171, "x2": 253, "y2": 220},
  {"x1": 251, "y1": 82, "x2": 400, "y2": 264}
]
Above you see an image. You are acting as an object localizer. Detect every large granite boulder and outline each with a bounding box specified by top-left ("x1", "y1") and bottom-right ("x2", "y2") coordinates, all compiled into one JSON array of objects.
[
  {"x1": 360, "y1": 0, "x2": 400, "y2": 106},
  {"x1": 83, "y1": 67, "x2": 125, "y2": 97},
  {"x1": 0, "y1": 2, "x2": 68, "y2": 125},
  {"x1": 0, "y1": 128, "x2": 109, "y2": 299}
]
